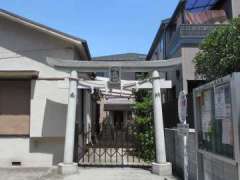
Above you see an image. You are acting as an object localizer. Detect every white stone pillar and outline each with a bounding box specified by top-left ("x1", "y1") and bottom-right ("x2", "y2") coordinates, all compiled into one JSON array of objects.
[
  {"x1": 151, "y1": 70, "x2": 172, "y2": 176},
  {"x1": 58, "y1": 71, "x2": 78, "y2": 174},
  {"x1": 84, "y1": 90, "x2": 92, "y2": 144}
]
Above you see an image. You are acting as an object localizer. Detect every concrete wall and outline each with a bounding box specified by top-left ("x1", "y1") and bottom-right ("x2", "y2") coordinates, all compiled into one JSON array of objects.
[
  {"x1": 165, "y1": 128, "x2": 197, "y2": 180},
  {"x1": 181, "y1": 47, "x2": 199, "y2": 92},
  {"x1": 150, "y1": 42, "x2": 183, "y2": 100},
  {"x1": 165, "y1": 128, "x2": 239, "y2": 180},
  {"x1": 231, "y1": 0, "x2": 240, "y2": 17},
  {"x1": 0, "y1": 16, "x2": 85, "y2": 166}
]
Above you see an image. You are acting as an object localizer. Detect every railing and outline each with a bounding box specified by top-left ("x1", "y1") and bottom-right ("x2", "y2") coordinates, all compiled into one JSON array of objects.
[
  {"x1": 78, "y1": 122, "x2": 151, "y2": 167},
  {"x1": 179, "y1": 24, "x2": 222, "y2": 38},
  {"x1": 166, "y1": 24, "x2": 223, "y2": 57}
]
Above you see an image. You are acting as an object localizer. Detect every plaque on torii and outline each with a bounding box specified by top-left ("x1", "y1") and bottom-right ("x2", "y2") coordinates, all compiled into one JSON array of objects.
[{"x1": 108, "y1": 66, "x2": 121, "y2": 89}]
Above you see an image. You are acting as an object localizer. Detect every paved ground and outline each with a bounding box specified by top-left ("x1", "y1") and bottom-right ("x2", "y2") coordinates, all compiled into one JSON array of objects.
[{"x1": 0, "y1": 167, "x2": 179, "y2": 180}]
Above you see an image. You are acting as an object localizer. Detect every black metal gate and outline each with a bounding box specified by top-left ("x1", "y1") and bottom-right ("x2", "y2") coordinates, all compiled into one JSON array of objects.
[{"x1": 77, "y1": 120, "x2": 150, "y2": 167}]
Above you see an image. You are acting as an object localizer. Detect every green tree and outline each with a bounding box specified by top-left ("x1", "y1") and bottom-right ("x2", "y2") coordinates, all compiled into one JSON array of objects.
[
  {"x1": 133, "y1": 89, "x2": 155, "y2": 162},
  {"x1": 194, "y1": 17, "x2": 240, "y2": 80}
]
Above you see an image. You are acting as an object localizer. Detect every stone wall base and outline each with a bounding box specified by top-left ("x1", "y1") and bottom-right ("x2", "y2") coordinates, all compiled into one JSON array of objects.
[
  {"x1": 152, "y1": 162, "x2": 172, "y2": 176},
  {"x1": 58, "y1": 163, "x2": 78, "y2": 175}
]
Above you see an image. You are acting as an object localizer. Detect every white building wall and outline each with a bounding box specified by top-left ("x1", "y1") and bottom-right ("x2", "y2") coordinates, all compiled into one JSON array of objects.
[{"x1": 0, "y1": 16, "x2": 85, "y2": 166}]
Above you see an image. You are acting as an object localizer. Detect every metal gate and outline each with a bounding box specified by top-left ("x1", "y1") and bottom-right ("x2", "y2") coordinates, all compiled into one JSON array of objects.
[{"x1": 77, "y1": 120, "x2": 150, "y2": 167}]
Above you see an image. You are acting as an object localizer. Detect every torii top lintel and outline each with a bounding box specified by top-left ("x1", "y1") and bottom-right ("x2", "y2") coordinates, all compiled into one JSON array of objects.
[{"x1": 47, "y1": 57, "x2": 181, "y2": 73}]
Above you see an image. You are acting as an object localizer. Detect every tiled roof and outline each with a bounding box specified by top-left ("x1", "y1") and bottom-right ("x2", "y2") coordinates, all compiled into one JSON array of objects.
[{"x1": 93, "y1": 53, "x2": 146, "y2": 61}]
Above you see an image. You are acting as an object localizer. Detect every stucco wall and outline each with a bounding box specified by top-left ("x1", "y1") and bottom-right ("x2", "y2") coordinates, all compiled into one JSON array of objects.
[
  {"x1": 0, "y1": 15, "x2": 84, "y2": 166},
  {"x1": 30, "y1": 80, "x2": 69, "y2": 137},
  {"x1": 0, "y1": 137, "x2": 64, "y2": 167}
]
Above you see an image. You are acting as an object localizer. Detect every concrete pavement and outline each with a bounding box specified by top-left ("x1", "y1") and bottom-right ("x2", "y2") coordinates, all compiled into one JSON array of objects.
[{"x1": 0, "y1": 167, "x2": 179, "y2": 180}]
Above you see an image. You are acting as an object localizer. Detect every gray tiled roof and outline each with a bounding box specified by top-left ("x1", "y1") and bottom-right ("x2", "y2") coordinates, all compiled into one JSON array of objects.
[{"x1": 93, "y1": 53, "x2": 146, "y2": 61}]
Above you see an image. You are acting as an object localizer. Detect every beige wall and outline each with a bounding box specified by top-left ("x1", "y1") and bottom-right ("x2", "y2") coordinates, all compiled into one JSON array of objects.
[
  {"x1": 0, "y1": 16, "x2": 85, "y2": 166},
  {"x1": 181, "y1": 47, "x2": 199, "y2": 92}
]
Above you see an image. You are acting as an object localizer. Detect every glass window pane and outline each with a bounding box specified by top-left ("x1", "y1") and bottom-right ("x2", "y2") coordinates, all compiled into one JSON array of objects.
[{"x1": 196, "y1": 83, "x2": 234, "y2": 159}]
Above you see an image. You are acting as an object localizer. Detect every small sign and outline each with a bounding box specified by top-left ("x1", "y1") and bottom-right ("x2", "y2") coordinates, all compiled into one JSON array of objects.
[
  {"x1": 177, "y1": 123, "x2": 189, "y2": 136},
  {"x1": 178, "y1": 91, "x2": 187, "y2": 123},
  {"x1": 108, "y1": 67, "x2": 121, "y2": 89},
  {"x1": 110, "y1": 67, "x2": 121, "y2": 83}
]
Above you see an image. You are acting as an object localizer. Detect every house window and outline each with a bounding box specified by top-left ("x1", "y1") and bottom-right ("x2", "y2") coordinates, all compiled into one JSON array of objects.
[{"x1": 0, "y1": 80, "x2": 30, "y2": 135}]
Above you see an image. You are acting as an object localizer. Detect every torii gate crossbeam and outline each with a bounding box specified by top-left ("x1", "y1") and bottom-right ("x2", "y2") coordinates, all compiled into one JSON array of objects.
[
  {"x1": 49, "y1": 57, "x2": 181, "y2": 176},
  {"x1": 47, "y1": 57, "x2": 181, "y2": 72}
]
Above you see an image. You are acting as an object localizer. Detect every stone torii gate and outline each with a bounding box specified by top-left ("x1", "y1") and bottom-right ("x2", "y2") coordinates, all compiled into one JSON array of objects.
[{"x1": 47, "y1": 57, "x2": 181, "y2": 176}]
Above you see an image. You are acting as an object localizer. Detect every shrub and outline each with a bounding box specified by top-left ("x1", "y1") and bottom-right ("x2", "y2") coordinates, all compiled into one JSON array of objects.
[
  {"x1": 194, "y1": 17, "x2": 240, "y2": 80},
  {"x1": 133, "y1": 89, "x2": 155, "y2": 162}
]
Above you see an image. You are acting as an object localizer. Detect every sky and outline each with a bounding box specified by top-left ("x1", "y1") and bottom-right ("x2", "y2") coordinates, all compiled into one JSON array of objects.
[{"x1": 0, "y1": 0, "x2": 179, "y2": 57}]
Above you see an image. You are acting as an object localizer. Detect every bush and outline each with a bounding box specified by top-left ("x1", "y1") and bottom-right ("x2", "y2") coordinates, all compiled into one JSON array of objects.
[
  {"x1": 194, "y1": 17, "x2": 240, "y2": 80},
  {"x1": 133, "y1": 89, "x2": 155, "y2": 162}
]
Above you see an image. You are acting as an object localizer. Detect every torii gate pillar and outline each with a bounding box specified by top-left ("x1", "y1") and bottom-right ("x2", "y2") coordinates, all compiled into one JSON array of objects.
[
  {"x1": 151, "y1": 70, "x2": 172, "y2": 176},
  {"x1": 58, "y1": 70, "x2": 78, "y2": 174}
]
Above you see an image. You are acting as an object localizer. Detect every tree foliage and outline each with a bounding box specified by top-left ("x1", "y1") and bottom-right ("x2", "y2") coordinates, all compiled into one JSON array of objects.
[
  {"x1": 133, "y1": 89, "x2": 155, "y2": 162},
  {"x1": 194, "y1": 17, "x2": 240, "y2": 80}
]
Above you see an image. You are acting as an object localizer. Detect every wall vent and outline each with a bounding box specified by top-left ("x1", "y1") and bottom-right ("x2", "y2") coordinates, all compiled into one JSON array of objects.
[{"x1": 12, "y1": 162, "x2": 21, "y2": 166}]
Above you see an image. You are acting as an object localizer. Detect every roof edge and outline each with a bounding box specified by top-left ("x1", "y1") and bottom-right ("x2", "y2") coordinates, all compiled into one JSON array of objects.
[
  {"x1": 0, "y1": 9, "x2": 91, "y2": 60},
  {"x1": 146, "y1": 19, "x2": 170, "y2": 60}
]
